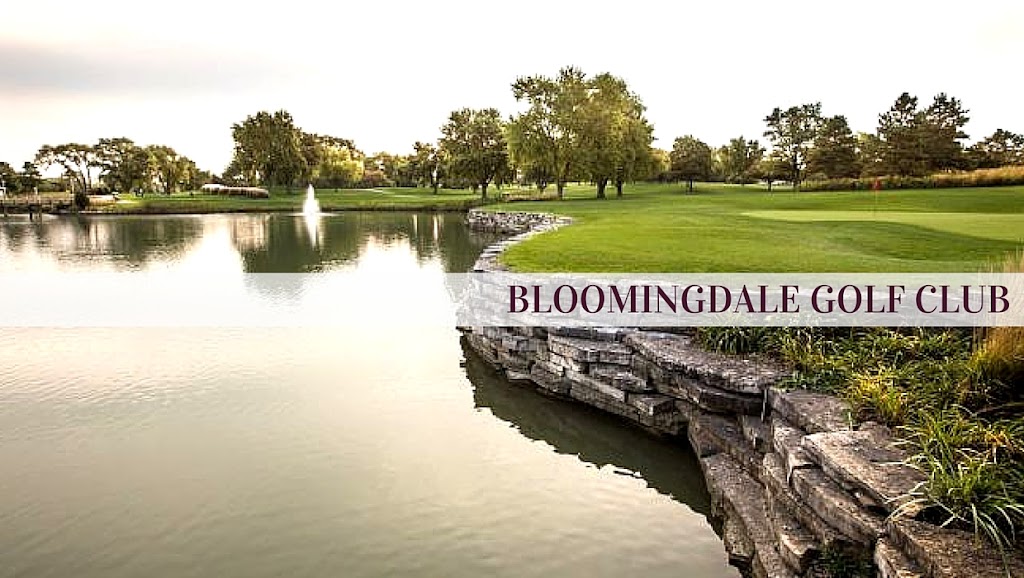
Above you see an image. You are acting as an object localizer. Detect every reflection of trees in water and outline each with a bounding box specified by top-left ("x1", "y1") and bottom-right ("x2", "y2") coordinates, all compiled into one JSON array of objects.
[
  {"x1": 0, "y1": 212, "x2": 501, "y2": 273},
  {"x1": 461, "y1": 338, "x2": 713, "y2": 518},
  {"x1": 234, "y1": 212, "x2": 500, "y2": 273},
  {"x1": 0, "y1": 215, "x2": 204, "y2": 269}
]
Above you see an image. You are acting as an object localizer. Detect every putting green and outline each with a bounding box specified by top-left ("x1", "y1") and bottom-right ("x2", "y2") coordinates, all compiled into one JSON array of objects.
[{"x1": 744, "y1": 211, "x2": 1024, "y2": 243}]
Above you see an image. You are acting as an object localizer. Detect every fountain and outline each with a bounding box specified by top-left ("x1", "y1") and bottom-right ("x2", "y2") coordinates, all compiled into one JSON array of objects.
[
  {"x1": 303, "y1": 183, "x2": 320, "y2": 215},
  {"x1": 302, "y1": 184, "x2": 321, "y2": 246}
]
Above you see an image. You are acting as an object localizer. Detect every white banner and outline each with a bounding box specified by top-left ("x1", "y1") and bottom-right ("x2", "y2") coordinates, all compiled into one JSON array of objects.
[{"x1": 0, "y1": 272, "x2": 1021, "y2": 327}]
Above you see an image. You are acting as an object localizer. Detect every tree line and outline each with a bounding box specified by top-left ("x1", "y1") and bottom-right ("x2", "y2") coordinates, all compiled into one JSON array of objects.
[
  {"x1": 668, "y1": 94, "x2": 1024, "y2": 192},
  {"x1": 0, "y1": 139, "x2": 209, "y2": 208},
  {"x1": 5, "y1": 68, "x2": 1023, "y2": 202}
]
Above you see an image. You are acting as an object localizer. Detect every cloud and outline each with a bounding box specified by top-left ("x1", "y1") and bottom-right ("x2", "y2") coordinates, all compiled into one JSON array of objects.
[{"x1": 0, "y1": 40, "x2": 299, "y2": 98}]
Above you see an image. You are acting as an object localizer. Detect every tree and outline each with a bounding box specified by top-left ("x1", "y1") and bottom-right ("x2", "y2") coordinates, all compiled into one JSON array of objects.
[
  {"x1": 763, "y1": 103, "x2": 822, "y2": 189},
  {"x1": 670, "y1": 136, "x2": 713, "y2": 193},
  {"x1": 18, "y1": 162, "x2": 42, "y2": 192},
  {"x1": 0, "y1": 162, "x2": 17, "y2": 192},
  {"x1": 439, "y1": 108, "x2": 509, "y2": 199},
  {"x1": 876, "y1": 92, "x2": 970, "y2": 176},
  {"x1": 648, "y1": 148, "x2": 672, "y2": 181},
  {"x1": 968, "y1": 129, "x2": 1024, "y2": 168},
  {"x1": 147, "y1": 145, "x2": 194, "y2": 195},
  {"x1": 856, "y1": 132, "x2": 887, "y2": 177},
  {"x1": 507, "y1": 67, "x2": 589, "y2": 199},
  {"x1": 35, "y1": 143, "x2": 101, "y2": 194},
  {"x1": 749, "y1": 154, "x2": 787, "y2": 193},
  {"x1": 410, "y1": 141, "x2": 445, "y2": 193},
  {"x1": 303, "y1": 134, "x2": 364, "y2": 188},
  {"x1": 575, "y1": 72, "x2": 653, "y2": 199},
  {"x1": 877, "y1": 92, "x2": 924, "y2": 176},
  {"x1": 96, "y1": 137, "x2": 152, "y2": 194},
  {"x1": 230, "y1": 110, "x2": 305, "y2": 187},
  {"x1": 719, "y1": 137, "x2": 765, "y2": 184},
  {"x1": 920, "y1": 93, "x2": 969, "y2": 171},
  {"x1": 806, "y1": 116, "x2": 861, "y2": 179}
]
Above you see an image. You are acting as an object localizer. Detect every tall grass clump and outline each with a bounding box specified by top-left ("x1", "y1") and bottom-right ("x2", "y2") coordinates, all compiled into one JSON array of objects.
[{"x1": 699, "y1": 321, "x2": 1024, "y2": 552}]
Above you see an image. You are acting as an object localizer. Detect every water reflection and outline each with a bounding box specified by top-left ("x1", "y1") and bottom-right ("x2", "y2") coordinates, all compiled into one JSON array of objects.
[
  {"x1": 0, "y1": 212, "x2": 499, "y2": 274},
  {"x1": 462, "y1": 338, "x2": 714, "y2": 519}
]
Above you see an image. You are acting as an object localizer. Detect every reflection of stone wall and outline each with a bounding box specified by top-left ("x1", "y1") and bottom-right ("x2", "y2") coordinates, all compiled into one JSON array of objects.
[{"x1": 462, "y1": 209, "x2": 1022, "y2": 578}]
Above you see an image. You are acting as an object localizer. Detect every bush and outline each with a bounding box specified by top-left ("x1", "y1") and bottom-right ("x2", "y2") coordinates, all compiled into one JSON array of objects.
[
  {"x1": 802, "y1": 166, "x2": 1024, "y2": 192},
  {"x1": 699, "y1": 324, "x2": 1024, "y2": 550}
]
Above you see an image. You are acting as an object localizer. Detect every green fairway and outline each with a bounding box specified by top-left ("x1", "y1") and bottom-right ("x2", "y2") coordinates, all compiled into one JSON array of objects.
[
  {"x1": 490, "y1": 183, "x2": 1024, "y2": 272},
  {"x1": 89, "y1": 187, "x2": 485, "y2": 214}
]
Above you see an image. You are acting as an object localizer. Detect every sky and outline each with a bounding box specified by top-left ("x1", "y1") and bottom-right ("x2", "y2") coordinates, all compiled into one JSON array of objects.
[{"x1": 2, "y1": 0, "x2": 1023, "y2": 173}]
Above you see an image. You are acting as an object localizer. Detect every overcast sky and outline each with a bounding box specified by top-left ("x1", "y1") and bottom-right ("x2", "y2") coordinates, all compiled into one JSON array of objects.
[{"x1": 2, "y1": 0, "x2": 1022, "y2": 173}]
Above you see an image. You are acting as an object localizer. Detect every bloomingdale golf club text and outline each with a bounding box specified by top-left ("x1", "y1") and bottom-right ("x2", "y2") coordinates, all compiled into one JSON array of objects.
[{"x1": 508, "y1": 284, "x2": 1011, "y2": 315}]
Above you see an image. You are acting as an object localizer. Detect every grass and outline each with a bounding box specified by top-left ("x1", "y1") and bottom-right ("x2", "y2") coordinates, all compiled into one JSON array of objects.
[
  {"x1": 84, "y1": 187, "x2": 486, "y2": 214},
  {"x1": 486, "y1": 182, "x2": 1024, "y2": 272},
  {"x1": 699, "y1": 324, "x2": 1024, "y2": 555}
]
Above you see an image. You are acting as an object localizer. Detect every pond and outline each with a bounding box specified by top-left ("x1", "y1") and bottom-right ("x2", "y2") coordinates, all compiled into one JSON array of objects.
[{"x1": 0, "y1": 212, "x2": 737, "y2": 578}]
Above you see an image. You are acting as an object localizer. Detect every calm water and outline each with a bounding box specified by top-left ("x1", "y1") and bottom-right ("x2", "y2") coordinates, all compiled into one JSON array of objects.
[{"x1": 0, "y1": 212, "x2": 736, "y2": 578}]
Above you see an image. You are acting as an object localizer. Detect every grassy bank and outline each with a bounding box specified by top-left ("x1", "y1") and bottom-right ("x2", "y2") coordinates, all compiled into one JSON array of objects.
[
  {"x1": 488, "y1": 182, "x2": 1024, "y2": 272},
  {"x1": 85, "y1": 187, "x2": 486, "y2": 214}
]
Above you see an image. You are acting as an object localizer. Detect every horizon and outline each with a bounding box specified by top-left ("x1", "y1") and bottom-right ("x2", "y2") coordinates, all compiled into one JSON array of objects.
[{"x1": 2, "y1": 0, "x2": 1023, "y2": 174}]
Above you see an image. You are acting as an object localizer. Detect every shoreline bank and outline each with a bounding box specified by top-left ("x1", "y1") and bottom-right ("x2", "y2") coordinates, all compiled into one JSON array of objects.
[{"x1": 460, "y1": 209, "x2": 1023, "y2": 578}]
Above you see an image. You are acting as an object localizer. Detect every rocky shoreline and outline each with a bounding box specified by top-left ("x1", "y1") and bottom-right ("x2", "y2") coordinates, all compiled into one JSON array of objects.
[{"x1": 460, "y1": 209, "x2": 1023, "y2": 578}]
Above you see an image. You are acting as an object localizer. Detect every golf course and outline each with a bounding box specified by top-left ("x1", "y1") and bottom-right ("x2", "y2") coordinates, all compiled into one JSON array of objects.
[{"x1": 490, "y1": 183, "x2": 1024, "y2": 272}]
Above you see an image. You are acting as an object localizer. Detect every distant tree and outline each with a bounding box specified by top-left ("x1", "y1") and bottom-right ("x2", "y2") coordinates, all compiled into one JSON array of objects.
[
  {"x1": 919, "y1": 93, "x2": 970, "y2": 171},
  {"x1": 856, "y1": 132, "x2": 887, "y2": 177},
  {"x1": 876, "y1": 92, "x2": 970, "y2": 176},
  {"x1": 507, "y1": 67, "x2": 589, "y2": 199},
  {"x1": 670, "y1": 135, "x2": 713, "y2": 193},
  {"x1": 763, "y1": 103, "x2": 822, "y2": 189},
  {"x1": 35, "y1": 143, "x2": 101, "y2": 195},
  {"x1": 18, "y1": 162, "x2": 41, "y2": 192},
  {"x1": 750, "y1": 155, "x2": 787, "y2": 193},
  {"x1": 96, "y1": 137, "x2": 152, "y2": 194},
  {"x1": 720, "y1": 137, "x2": 765, "y2": 184},
  {"x1": 147, "y1": 145, "x2": 194, "y2": 195},
  {"x1": 967, "y1": 129, "x2": 1024, "y2": 169},
  {"x1": 410, "y1": 141, "x2": 445, "y2": 193},
  {"x1": 877, "y1": 92, "x2": 924, "y2": 176},
  {"x1": 806, "y1": 116, "x2": 861, "y2": 179},
  {"x1": 439, "y1": 108, "x2": 509, "y2": 199},
  {"x1": 648, "y1": 148, "x2": 672, "y2": 181},
  {"x1": 0, "y1": 162, "x2": 17, "y2": 192},
  {"x1": 230, "y1": 110, "x2": 305, "y2": 187}
]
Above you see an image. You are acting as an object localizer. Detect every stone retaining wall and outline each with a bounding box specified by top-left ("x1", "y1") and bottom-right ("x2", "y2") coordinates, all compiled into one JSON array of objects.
[{"x1": 460, "y1": 209, "x2": 1022, "y2": 578}]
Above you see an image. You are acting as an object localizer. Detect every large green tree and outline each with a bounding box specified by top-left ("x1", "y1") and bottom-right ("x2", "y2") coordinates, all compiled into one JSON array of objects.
[
  {"x1": 96, "y1": 137, "x2": 152, "y2": 194},
  {"x1": 35, "y1": 143, "x2": 101, "y2": 194},
  {"x1": 575, "y1": 73, "x2": 653, "y2": 199},
  {"x1": 410, "y1": 141, "x2": 445, "y2": 193},
  {"x1": 670, "y1": 135, "x2": 713, "y2": 193},
  {"x1": 876, "y1": 92, "x2": 970, "y2": 176},
  {"x1": 719, "y1": 137, "x2": 764, "y2": 184},
  {"x1": 230, "y1": 110, "x2": 305, "y2": 187},
  {"x1": 439, "y1": 108, "x2": 509, "y2": 199},
  {"x1": 763, "y1": 103, "x2": 822, "y2": 189},
  {"x1": 507, "y1": 67, "x2": 589, "y2": 199},
  {"x1": 806, "y1": 116, "x2": 861, "y2": 179},
  {"x1": 919, "y1": 93, "x2": 970, "y2": 171},
  {"x1": 147, "y1": 145, "x2": 195, "y2": 195}
]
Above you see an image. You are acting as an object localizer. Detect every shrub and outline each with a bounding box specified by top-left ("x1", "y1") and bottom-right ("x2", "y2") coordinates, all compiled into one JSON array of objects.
[{"x1": 802, "y1": 166, "x2": 1024, "y2": 192}]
